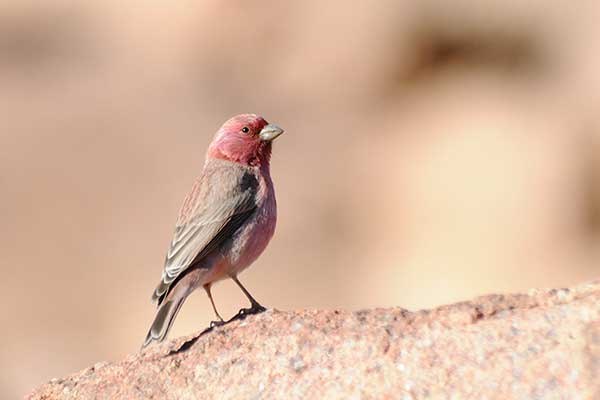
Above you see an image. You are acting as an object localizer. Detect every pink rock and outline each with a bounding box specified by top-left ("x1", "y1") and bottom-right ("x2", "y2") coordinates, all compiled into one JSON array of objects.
[{"x1": 28, "y1": 282, "x2": 600, "y2": 399}]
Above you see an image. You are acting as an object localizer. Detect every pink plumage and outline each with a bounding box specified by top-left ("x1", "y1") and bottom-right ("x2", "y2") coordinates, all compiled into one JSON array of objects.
[{"x1": 143, "y1": 114, "x2": 284, "y2": 347}]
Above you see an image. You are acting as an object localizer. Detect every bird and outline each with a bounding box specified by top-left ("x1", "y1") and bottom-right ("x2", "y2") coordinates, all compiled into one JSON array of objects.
[{"x1": 143, "y1": 114, "x2": 284, "y2": 348}]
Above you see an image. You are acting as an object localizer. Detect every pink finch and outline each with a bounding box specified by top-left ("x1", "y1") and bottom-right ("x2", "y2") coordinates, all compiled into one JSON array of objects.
[{"x1": 143, "y1": 114, "x2": 284, "y2": 347}]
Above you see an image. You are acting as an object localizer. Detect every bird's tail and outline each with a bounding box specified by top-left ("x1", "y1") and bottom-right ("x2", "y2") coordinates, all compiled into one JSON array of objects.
[{"x1": 142, "y1": 296, "x2": 185, "y2": 349}]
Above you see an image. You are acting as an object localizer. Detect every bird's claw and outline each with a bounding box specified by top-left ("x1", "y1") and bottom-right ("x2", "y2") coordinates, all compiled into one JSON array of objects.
[
  {"x1": 236, "y1": 304, "x2": 266, "y2": 317},
  {"x1": 254, "y1": 304, "x2": 267, "y2": 313},
  {"x1": 209, "y1": 320, "x2": 226, "y2": 328}
]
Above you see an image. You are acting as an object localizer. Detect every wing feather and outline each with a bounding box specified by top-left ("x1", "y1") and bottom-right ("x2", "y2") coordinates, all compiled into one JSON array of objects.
[{"x1": 152, "y1": 164, "x2": 259, "y2": 303}]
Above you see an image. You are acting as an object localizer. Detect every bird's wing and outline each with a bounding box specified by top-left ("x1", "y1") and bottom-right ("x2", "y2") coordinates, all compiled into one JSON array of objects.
[{"x1": 152, "y1": 166, "x2": 259, "y2": 303}]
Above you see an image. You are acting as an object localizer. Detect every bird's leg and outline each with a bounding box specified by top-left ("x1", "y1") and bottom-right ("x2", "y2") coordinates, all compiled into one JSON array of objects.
[
  {"x1": 231, "y1": 276, "x2": 266, "y2": 317},
  {"x1": 204, "y1": 284, "x2": 225, "y2": 328}
]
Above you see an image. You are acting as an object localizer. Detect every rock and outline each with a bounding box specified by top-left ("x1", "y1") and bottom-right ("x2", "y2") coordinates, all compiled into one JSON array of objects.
[{"x1": 28, "y1": 281, "x2": 600, "y2": 399}]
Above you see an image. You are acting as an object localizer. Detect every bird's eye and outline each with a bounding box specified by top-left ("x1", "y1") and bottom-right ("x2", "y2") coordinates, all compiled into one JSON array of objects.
[{"x1": 241, "y1": 127, "x2": 250, "y2": 134}]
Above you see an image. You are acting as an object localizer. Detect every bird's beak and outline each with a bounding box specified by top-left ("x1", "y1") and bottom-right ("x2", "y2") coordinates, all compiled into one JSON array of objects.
[{"x1": 259, "y1": 124, "x2": 284, "y2": 142}]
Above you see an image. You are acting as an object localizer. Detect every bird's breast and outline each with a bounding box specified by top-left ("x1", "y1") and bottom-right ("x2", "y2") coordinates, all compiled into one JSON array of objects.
[{"x1": 226, "y1": 174, "x2": 277, "y2": 275}]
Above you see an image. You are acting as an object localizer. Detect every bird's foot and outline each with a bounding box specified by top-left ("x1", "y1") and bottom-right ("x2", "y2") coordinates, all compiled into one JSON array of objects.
[
  {"x1": 209, "y1": 319, "x2": 226, "y2": 328},
  {"x1": 233, "y1": 304, "x2": 267, "y2": 320}
]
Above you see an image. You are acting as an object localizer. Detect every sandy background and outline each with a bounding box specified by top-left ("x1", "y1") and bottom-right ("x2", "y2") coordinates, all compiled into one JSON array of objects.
[{"x1": 2, "y1": 1, "x2": 599, "y2": 397}]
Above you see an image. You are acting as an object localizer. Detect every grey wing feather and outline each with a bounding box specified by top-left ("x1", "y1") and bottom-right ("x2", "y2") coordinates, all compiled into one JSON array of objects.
[{"x1": 152, "y1": 169, "x2": 258, "y2": 303}]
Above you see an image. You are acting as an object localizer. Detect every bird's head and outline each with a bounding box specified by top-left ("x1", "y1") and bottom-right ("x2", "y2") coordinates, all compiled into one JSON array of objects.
[{"x1": 207, "y1": 114, "x2": 284, "y2": 167}]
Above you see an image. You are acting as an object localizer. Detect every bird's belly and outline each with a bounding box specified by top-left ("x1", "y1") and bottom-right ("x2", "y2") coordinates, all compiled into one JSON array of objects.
[{"x1": 226, "y1": 202, "x2": 276, "y2": 277}]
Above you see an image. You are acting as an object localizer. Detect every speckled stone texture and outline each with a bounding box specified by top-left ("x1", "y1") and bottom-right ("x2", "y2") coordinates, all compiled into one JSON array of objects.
[{"x1": 28, "y1": 282, "x2": 600, "y2": 399}]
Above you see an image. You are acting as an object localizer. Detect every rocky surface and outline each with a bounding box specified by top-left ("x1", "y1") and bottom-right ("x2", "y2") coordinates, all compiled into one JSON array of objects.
[{"x1": 28, "y1": 281, "x2": 600, "y2": 399}]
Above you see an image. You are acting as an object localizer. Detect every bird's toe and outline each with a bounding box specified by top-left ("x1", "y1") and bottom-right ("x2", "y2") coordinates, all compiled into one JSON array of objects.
[{"x1": 209, "y1": 319, "x2": 226, "y2": 328}]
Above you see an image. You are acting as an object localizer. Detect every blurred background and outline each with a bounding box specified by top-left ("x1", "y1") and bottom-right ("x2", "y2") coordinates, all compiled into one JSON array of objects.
[{"x1": 2, "y1": 0, "x2": 599, "y2": 397}]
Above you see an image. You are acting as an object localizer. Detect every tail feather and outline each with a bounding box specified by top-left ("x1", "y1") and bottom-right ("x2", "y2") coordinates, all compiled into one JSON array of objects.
[
  {"x1": 142, "y1": 297, "x2": 185, "y2": 348},
  {"x1": 151, "y1": 280, "x2": 169, "y2": 303}
]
